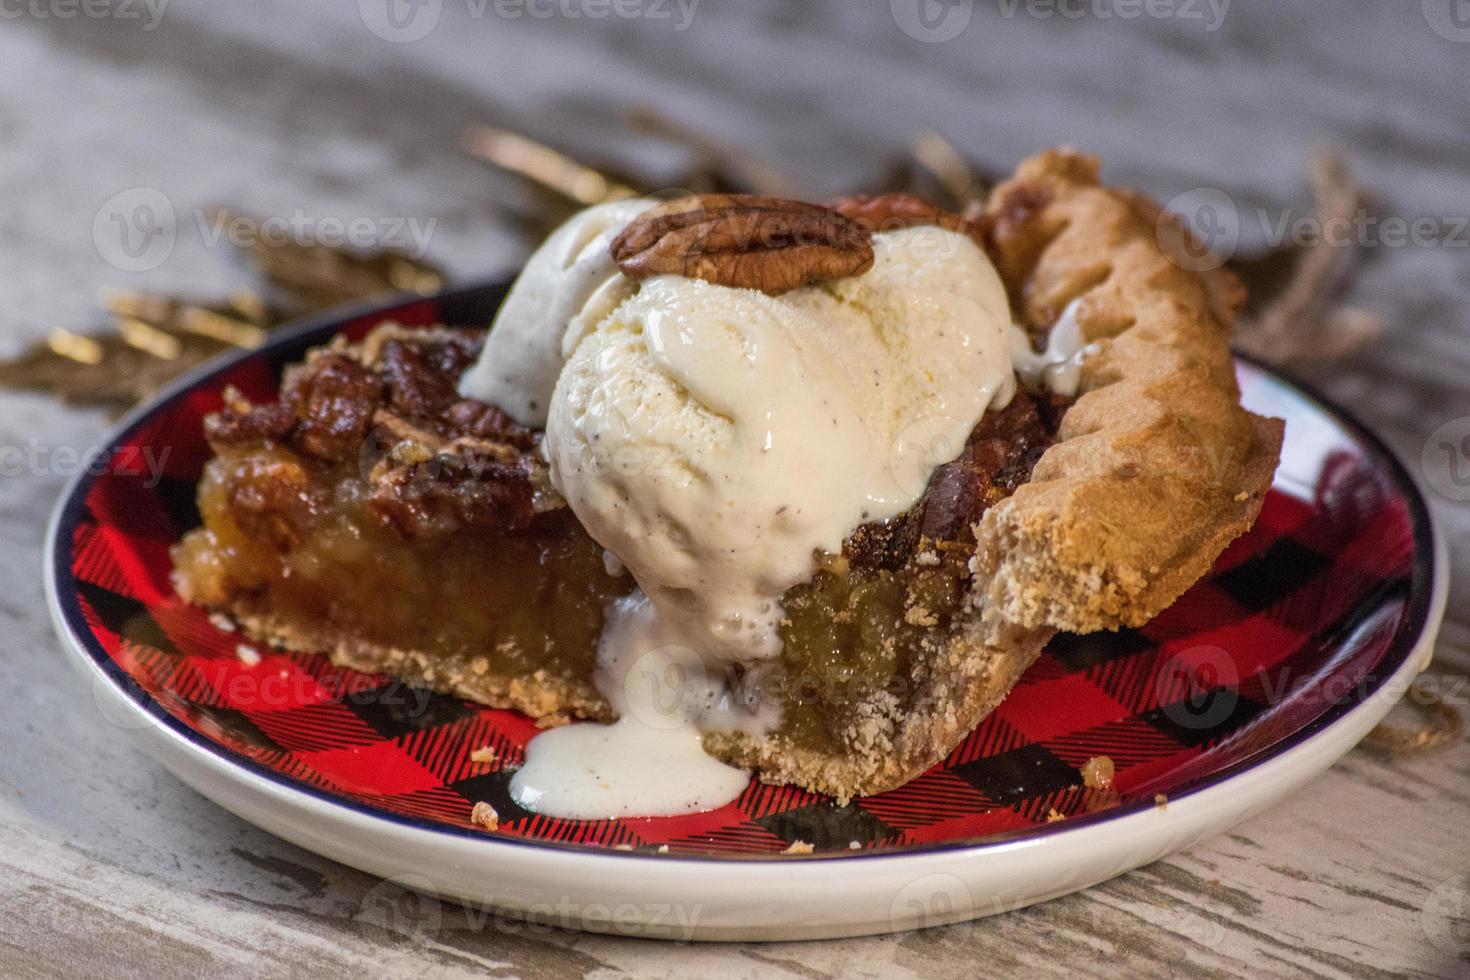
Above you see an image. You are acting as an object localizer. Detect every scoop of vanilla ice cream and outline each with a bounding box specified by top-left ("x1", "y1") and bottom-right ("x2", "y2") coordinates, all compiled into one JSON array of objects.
[
  {"x1": 458, "y1": 198, "x2": 657, "y2": 427},
  {"x1": 544, "y1": 226, "x2": 1013, "y2": 666}
]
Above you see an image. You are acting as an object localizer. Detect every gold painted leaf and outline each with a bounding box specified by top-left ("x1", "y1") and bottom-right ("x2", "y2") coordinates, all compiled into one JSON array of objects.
[{"x1": 0, "y1": 218, "x2": 448, "y2": 411}]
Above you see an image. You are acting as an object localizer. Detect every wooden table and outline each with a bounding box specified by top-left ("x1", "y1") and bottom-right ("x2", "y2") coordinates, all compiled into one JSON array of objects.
[{"x1": 1, "y1": 4, "x2": 1466, "y2": 976}]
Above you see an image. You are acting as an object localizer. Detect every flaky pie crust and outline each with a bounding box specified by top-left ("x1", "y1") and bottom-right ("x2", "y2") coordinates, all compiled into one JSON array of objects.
[
  {"x1": 974, "y1": 149, "x2": 1283, "y2": 635},
  {"x1": 704, "y1": 149, "x2": 1282, "y2": 799}
]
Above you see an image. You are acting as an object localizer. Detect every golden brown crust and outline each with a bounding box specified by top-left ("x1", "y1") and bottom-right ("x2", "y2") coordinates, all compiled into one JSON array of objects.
[{"x1": 973, "y1": 148, "x2": 1284, "y2": 633}]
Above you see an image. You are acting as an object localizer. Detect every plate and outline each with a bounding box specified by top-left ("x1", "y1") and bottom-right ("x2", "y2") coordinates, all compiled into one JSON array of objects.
[{"x1": 46, "y1": 280, "x2": 1446, "y2": 940}]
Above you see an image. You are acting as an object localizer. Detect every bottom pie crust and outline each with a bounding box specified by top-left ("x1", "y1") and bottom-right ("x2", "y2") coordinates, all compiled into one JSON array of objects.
[
  {"x1": 220, "y1": 605, "x2": 612, "y2": 728},
  {"x1": 976, "y1": 149, "x2": 1284, "y2": 636}
]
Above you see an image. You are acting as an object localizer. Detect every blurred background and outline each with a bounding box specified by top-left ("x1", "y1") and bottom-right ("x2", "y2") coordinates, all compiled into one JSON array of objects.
[
  {"x1": 6, "y1": 1, "x2": 1467, "y2": 579},
  {"x1": 2, "y1": 3, "x2": 1468, "y2": 975}
]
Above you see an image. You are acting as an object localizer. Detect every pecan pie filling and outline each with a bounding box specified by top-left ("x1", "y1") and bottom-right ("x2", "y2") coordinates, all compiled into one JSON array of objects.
[
  {"x1": 175, "y1": 156, "x2": 1283, "y2": 809},
  {"x1": 173, "y1": 324, "x2": 1065, "y2": 751}
]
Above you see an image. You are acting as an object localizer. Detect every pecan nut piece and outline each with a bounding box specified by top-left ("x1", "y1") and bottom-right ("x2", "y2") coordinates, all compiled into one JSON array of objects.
[
  {"x1": 827, "y1": 192, "x2": 990, "y2": 251},
  {"x1": 609, "y1": 194, "x2": 874, "y2": 295},
  {"x1": 281, "y1": 352, "x2": 383, "y2": 462}
]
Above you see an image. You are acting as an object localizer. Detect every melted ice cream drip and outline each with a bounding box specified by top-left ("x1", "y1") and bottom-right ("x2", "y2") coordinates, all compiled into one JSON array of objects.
[
  {"x1": 472, "y1": 212, "x2": 1020, "y2": 820},
  {"x1": 1010, "y1": 298, "x2": 1102, "y2": 398},
  {"x1": 509, "y1": 593, "x2": 754, "y2": 819}
]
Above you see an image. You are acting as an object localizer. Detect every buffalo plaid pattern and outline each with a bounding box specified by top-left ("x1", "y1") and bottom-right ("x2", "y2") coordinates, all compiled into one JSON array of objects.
[{"x1": 55, "y1": 285, "x2": 1429, "y2": 857}]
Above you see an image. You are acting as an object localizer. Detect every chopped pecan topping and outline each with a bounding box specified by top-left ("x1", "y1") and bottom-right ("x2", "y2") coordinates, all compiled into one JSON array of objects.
[
  {"x1": 827, "y1": 192, "x2": 990, "y2": 250},
  {"x1": 358, "y1": 324, "x2": 483, "y2": 375},
  {"x1": 223, "y1": 452, "x2": 328, "y2": 551},
  {"x1": 610, "y1": 194, "x2": 874, "y2": 295},
  {"x1": 443, "y1": 398, "x2": 535, "y2": 450},
  {"x1": 205, "y1": 389, "x2": 296, "y2": 446},
  {"x1": 377, "y1": 337, "x2": 464, "y2": 418},
  {"x1": 358, "y1": 410, "x2": 445, "y2": 475},
  {"x1": 367, "y1": 444, "x2": 537, "y2": 538},
  {"x1": 281, "y1": 353, "x2": 383, "y2": 461}
]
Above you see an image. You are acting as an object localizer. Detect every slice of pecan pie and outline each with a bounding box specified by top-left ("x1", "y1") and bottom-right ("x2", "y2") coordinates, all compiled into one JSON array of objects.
[{"x1": 173, "y1": 149, "x2": 1282, "y2": 803}]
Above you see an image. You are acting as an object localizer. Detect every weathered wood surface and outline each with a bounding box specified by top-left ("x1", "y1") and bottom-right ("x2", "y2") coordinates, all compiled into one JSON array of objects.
[{"x1": 1, "y1": 3, "x2": 1467, "y2": 977}]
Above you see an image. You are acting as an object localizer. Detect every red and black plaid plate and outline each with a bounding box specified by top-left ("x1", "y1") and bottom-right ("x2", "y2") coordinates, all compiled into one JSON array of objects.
[{"x1": 48, "y1": 281, "x2": 1438, "y2": 860}]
